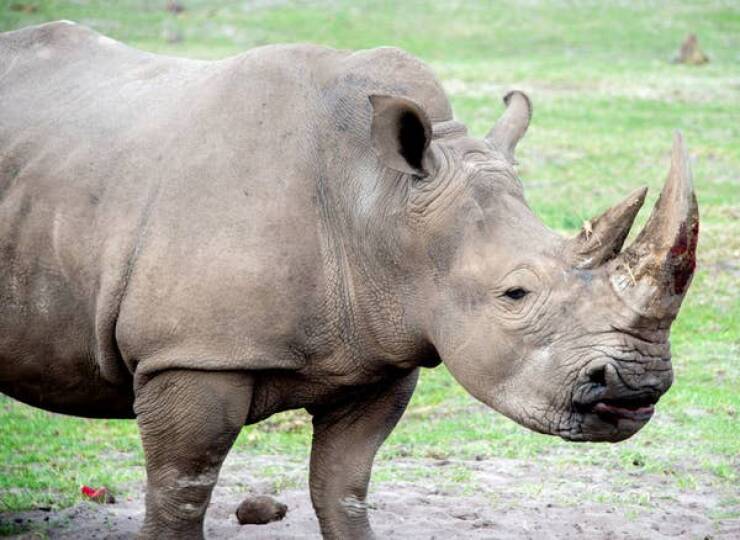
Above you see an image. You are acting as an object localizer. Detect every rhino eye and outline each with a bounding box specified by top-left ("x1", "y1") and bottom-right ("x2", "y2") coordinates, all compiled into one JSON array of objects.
[{"x1": 503, "y1": 287, "x2": 528, "y2": 300}]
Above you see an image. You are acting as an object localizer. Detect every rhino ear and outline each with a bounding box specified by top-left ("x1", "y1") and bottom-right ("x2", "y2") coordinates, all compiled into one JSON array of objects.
[{"x1": 369, "y1": 94, "x2": 432, "y2": 177}]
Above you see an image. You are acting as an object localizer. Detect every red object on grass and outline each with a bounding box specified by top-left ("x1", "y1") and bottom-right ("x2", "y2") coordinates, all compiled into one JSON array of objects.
[{"x1": 80, "y1": 485, "x2": 115, "y2": 504}]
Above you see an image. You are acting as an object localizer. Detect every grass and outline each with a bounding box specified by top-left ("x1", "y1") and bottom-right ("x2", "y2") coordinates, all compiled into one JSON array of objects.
[{"x1": 1, "y1": 0, "x2": 738, "y2": 528}]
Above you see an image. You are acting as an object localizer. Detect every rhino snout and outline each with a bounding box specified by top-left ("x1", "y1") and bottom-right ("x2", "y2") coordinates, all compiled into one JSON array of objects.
[{"x1": 570, "y1": 356, "x2": 673, "y2": 441}]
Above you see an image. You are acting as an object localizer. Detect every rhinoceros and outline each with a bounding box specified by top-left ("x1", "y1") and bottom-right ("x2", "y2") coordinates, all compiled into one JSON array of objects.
[{"x1": 0, "y1": 21, "x2": 698, "y2": 539}]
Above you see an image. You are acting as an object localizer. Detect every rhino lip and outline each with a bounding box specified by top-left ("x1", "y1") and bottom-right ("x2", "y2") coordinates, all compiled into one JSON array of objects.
[{"x1": 590, "y1": 396, "x2": 657, "y2": 423}]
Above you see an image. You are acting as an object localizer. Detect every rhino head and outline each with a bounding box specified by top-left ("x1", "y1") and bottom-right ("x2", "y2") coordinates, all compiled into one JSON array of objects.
[{"x1": 368, "y1": 91, "x2": 698, "y2": 442}]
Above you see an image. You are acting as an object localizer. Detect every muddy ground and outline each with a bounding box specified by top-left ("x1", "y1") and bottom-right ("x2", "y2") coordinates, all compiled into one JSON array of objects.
[{"x1": 3, "y1": 454, "x2": 737, "y2": 539}]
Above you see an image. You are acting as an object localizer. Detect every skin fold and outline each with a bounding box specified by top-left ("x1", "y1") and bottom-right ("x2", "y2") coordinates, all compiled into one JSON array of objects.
[{"x1": 0, "y1": 22, "x2": 698, "y2": 539}]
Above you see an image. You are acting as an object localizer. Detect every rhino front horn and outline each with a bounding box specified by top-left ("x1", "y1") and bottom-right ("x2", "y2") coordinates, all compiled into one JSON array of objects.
[
  {"x1": 485, "y1": 91, "x2": 531, "y2": 162},
  {"x1": 610, "y1": 132, "x2": 699, "y2": 320}
]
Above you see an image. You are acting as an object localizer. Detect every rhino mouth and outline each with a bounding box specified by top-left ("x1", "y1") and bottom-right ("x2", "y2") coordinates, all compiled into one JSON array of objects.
[
  {"x1": 591, "y1": 395, "x2": 657, "y2": 423},
  {"x1": 576, "y1": 392, "x2": 659, "y2": 425}
]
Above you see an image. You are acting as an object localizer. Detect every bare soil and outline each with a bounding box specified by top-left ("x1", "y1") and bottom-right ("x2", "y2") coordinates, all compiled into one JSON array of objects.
[{"x1": 3, "y1": 454, "x2": 737, "y2": 539}]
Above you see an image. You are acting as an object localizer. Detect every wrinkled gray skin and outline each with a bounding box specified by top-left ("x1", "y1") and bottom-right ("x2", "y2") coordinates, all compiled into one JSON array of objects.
[{"x1": 0, "y1": 22, "x2": 698, "y2": 539}]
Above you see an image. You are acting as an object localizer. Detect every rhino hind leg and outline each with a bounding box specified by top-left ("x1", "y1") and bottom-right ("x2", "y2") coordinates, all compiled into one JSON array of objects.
[
  {"x1": 134, "y1": 369, "x2": 253, "y2": 539},
  {"x1": 308, "y1": 368, "x2": 420, "y2": 539}
]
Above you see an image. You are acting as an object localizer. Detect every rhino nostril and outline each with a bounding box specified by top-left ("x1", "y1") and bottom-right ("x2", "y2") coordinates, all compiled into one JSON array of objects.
[{"x1": 587, "y1": 365, "x2": 607, "y2": 387}]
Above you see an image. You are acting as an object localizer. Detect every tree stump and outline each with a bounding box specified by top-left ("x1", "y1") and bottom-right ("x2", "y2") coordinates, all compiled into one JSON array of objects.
[{"x1": 674, "y1": 34, "x2": 709, "y2": 65}]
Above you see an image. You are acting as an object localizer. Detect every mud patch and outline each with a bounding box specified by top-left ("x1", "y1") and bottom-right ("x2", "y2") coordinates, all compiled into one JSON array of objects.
[{"x1": 2, "y1": 454, "x2": 737, "y2": 538}]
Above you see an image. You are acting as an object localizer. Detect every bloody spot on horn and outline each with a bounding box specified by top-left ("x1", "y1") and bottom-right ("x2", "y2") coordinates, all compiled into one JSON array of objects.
[{"x1": 667, "y1": 220, "x2": 699, "y2": 295}]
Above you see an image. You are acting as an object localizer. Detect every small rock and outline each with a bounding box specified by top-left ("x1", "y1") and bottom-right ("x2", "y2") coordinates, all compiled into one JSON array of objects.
[
  {"x1": 236, "y1": 496, "x2": 288, "y2": 525},
  {"x1": 451, "y1": 510, "x2": 479, "y2": 521}
]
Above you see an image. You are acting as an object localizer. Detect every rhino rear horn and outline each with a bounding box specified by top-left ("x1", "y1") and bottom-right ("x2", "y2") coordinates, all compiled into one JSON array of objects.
[
  {"x1": 610, "y1": 132, "x2": 699, "y2": 320},
  {"x1": 566, "y1": 186, "x2": 647, "y2": 269},
  {"x1": 485, "y1": 91, "x2": 532, "y2": 162}
]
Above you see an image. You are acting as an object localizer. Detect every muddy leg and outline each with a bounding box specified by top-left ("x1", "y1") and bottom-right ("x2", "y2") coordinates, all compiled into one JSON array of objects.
[
  {"x1": 134, "y1": 370, "x2": 252, "y2": 539},
  {"x1": 309, "y1": 369, "x2": 419, "y2": 539}
]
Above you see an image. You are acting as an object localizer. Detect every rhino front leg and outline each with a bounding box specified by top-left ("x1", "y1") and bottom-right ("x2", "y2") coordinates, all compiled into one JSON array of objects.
[
  {"x1": 309, "y1": 369, "x2": 419, "y2": 539},
  {"x1": 134, "y1": 369, "x2": 252, "y2": 539}
]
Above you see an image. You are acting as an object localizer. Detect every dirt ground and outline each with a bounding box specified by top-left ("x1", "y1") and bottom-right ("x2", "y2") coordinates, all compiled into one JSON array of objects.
[{"x1": 3, "y1": 454, "x2": 737, "y2": 539}]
